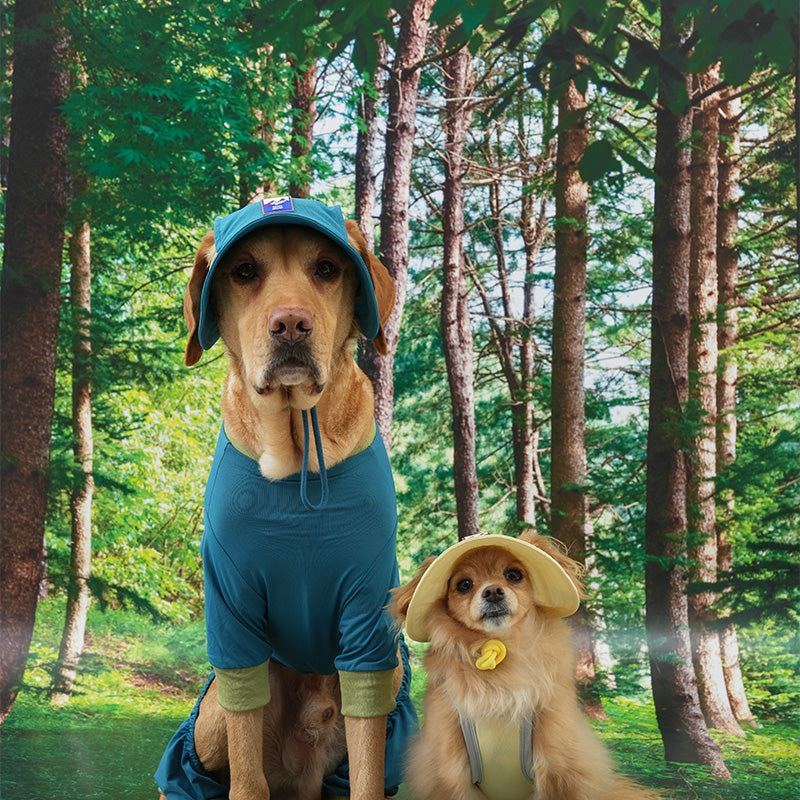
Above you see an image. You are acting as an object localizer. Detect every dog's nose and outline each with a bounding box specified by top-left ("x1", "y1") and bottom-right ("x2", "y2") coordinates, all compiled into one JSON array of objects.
[
  {"x1": 269, "y1": 307, "x2": 313, "y2": 344},
  {"x1": 482, "y1": 585, "x2": 505, "y2": 603}
]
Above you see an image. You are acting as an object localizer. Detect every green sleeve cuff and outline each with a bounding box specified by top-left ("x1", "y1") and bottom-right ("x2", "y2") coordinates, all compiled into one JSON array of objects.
[
  {"x1": 338, "y1": 668, "x2": 396, "y2": 718},
  {"x1": 214, "y1": 660, "x2": 271, "y2": 711}
]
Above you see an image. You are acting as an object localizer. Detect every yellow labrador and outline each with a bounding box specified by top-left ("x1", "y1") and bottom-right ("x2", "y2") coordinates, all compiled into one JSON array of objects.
[{"x1": 155, "y1": 198, "x2": 415, "y2": 800}]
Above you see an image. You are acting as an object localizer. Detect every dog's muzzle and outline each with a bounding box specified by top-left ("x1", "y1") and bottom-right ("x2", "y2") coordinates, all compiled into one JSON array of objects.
[
  {"x1": 254, "y1": 342, "x2": 324, "y2": 395},
  {"x1": 479, "y1": 586, "x2": 510, "y2": 625}
]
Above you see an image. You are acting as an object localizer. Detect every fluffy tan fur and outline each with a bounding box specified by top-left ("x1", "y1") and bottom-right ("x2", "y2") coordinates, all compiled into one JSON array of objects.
[
  {"x1": 391, "y1": 534, "x2": 660, "y2": 800},
  {"x1": 188, "y1": 665, "x2": 347, "y2": 800}
]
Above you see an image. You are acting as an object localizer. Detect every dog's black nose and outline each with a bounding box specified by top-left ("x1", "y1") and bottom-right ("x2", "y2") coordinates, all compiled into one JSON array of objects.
[
  {"x1": 482, "y1": 585, "x2": 505, "y2": 603},
  {"x1": 269, "y1": 307, "x2": 313, "y2": 344}
]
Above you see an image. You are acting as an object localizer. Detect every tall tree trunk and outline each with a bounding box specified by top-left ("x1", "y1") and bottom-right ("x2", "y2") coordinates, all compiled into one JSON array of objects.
[
  {"x1": 483, "y1": 166, "x2": 536, "y2": 526},
  {"x1": 440, "y1": 46, "x2": 478, "y2": 541},
  {"x1": 687, "y1": 64, "x2": 744, "y2": 738},
  {"x1": 644, "y1": 0, "x2": 729, "y2": 777},
  {"x1": 356, "y1": 39, "x2": 387, "y2": 379},
  {"x1": 0, "y1": 0, "x2": 70, "y2": 723},
  {"x1": 515, "y1": 147, "x2": 543, "y2": 528},
  {"x1": 288, "y1": 56, "x2": 317, "y2": 199},
  {"x1": 551, "y1": 74, "x2": 606, "y2": 718},
  {"x1": 52, "y1": 207, "x2": 94, "y2": 706},
  {"x1": 517, "y1": 115, "x2": 554, "y2": 529},
  {"x1": 716, "y1": 88, "x2": 756, "y2": 727},
  {"x1": 354, "y1": 39, "x2": 387, "y2": 251},
  {"x1": 371, "y1": 0, "x2": 435, "y2": 451}
]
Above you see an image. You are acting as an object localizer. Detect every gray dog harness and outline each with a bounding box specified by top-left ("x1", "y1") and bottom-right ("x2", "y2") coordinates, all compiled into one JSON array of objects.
[{"x1": 458, "y1": 712, "x2": 537, "y2": 800}]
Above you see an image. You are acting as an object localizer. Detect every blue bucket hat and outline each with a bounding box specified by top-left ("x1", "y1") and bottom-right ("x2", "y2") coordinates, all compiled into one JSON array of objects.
[{"x1": 197, "y1": 197, "x2": 381, "y2": 350}]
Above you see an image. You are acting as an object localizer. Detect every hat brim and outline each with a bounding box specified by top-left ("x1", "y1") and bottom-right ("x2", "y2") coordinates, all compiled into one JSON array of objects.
[
  {"x1": 404, "y1": 534, "x2": 581, "y2": 642},
  {"x1": 197, "y1": 198, "x2": 380, "y2": 350}
]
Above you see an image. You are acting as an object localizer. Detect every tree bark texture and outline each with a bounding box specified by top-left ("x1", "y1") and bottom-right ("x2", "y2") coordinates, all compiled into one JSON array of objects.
[
  {"x1": 644, "y1": 0, "x2": 729, "y2": 777},
  {"x1": 551, "y1": 76, "x2": 589, "y2": 563},
  {"x1": 356, "y1": 39, "x2": 387, "y2": 382},
  {"x1": 0, "y1": 0, "x2": 70, "y2": 723},
  {"x1": 372, "y1": 0, "x2": 435, "y2": 451},
  {"x1": 552, "y1": 75, "x2": 607, "y2": 718},
  {"x1": 716, "y1": 88, "x2": 755, "y2": 727},
  {"x1": 288, "y1": 56, "x2": 317, "y2": 199},
  {"x1": 440, "y1": 47, "x2": 479, "y2": 541},
  {"x1": 354, "y1": 39, "x2": 387, "y2": 252},
  {"x1": 52, "y1": 212, "x2": 95, "y2": 705},
  {"x1": 687, "y1": 64, "x2": 744, "y2": 738}
]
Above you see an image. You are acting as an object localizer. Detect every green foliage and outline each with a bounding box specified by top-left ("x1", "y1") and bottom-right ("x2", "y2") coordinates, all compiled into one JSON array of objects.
[
  {"x1": 62, "y1": 0, "x2": 302, "y2": 234},
  {"x1": 738, "y1": 621, "x2": 800, "y2": 720}
]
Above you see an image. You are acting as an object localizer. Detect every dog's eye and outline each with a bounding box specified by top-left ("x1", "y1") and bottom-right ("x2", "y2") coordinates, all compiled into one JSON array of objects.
[
  {"x1": 456, "y1": 578, "x2": 473, "y2": 594},
  {"x1": 505, "y1": 568, "x2": 523, "y2": 583},
  {"x1": 233, "y1": 262, "x2": 258, "y2": 282},
  {"x1": 315, "y1": 259, "x2": 340, "y2": 280}
]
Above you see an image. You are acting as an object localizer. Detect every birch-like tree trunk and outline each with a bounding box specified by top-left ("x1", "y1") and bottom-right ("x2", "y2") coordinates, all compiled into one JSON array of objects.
[
  {"x1": 644, "y1": 0, "x2": 729, "y2": 777},
  {"x1": 356, "y1": 40, "x2": 387, "y2": 376},
  {"x1": 716, "y1": 87, "x2": 756, "y2": 727},
  {"x1": 354, "y1": 39, "x2": 387, "y2": 251},
  {"x1": 515, "y1": 125, "x2": 550, "y2": 528},
  {"x1": 52, "y1": 209, "x2": 95, "y2": 706},
  {"x1": 440, "y1": 46, "x2": 479, "y2": 541},
  {"x1": 687, "y1": 64, "x2": 744, "y2": 737},
  {"x1": 470, "y1": 90, "x2": 555, "y2": 530}
]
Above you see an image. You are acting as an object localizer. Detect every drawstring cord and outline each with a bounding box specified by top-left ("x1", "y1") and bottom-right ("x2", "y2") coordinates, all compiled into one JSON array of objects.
[{"x1": 300, "y1": 407, "x2": 328, "y2": 511}]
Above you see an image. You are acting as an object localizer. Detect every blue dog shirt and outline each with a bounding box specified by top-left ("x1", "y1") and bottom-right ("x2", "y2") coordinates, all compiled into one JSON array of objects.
[
  {"x1": 203, "y1": 422, "x2": 401, "y2": 685},
  {"x1": 155, "y1": 424, "x2": 418, "y2": 798}
]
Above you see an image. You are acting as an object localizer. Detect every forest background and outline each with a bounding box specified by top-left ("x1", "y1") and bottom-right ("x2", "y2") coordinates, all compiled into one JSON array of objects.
[{"x1": 0, "y1": 0, "x2": 798, "y2": 798}]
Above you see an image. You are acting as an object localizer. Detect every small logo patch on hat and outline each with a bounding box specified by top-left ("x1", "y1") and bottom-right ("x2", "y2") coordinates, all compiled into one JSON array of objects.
[{"x1": 260, "y1": 196, "x2": 294, "y2": 214}]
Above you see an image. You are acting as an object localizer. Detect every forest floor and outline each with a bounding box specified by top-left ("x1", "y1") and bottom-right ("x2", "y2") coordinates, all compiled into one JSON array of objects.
[{"x1": 1, "y1": 601, "x2": 797, "y2": 800}]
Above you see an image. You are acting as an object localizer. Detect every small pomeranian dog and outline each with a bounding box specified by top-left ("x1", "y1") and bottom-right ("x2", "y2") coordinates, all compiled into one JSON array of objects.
[{"x1": 391, "y1": 532, "x2": 660, "y2": 800}]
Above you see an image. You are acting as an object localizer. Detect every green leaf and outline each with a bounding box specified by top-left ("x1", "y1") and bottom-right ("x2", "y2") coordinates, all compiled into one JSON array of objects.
[
  {"x1": 117, "y1": 148, "x2": 144, "y2": 166},
  {"x1": 579, "y1": 140, "x2": 622, "y2": 182}
]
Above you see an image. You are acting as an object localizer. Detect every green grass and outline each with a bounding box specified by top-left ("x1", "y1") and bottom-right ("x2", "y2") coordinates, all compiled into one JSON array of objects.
[
  {"x1": 592, "y1": 698, "x2": 800, "y2": 799},
  {"x1": 1, "y1": 602, "x2": 798, "y2": 800}
]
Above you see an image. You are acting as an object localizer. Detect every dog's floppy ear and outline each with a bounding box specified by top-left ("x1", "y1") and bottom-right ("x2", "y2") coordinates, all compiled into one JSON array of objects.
[
  {"x1": 345, "y1": 220, "x2": 395, "y2": 355},
  {"x1": 184, "y1": 231, "x2": 216, "y2": 367},
  {"x1": 390, "y1": 556, "x2": 437, "y2": 625}
]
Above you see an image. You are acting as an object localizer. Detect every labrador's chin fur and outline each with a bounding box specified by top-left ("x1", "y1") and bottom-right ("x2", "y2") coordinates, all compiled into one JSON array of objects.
[{"x1": 391, "y1": 533, "x2": 660, "y2": 800}]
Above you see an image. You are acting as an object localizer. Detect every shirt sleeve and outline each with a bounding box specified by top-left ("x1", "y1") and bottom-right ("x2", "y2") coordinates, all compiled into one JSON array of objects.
[
  {"x1": 335, "y1": 534, "x2": 400, "y2": 677},
  {"x1": 215, "y1": 661, "x2": 271, "y2": 712},
  {"x1": 338, "y1": 668, "x2": 397, "y2": 717},
  {"x1": 202, "y1": 526, "x2": 273, "y2": 671}
]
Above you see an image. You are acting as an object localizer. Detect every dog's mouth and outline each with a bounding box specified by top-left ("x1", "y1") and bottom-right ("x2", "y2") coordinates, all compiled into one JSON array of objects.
[
  {"x1": 479, "y1": 602, "x2": 511, "y2": 628},
  {"x1": 253, "y1": 346, "x2": 325, "y2": 396}
]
